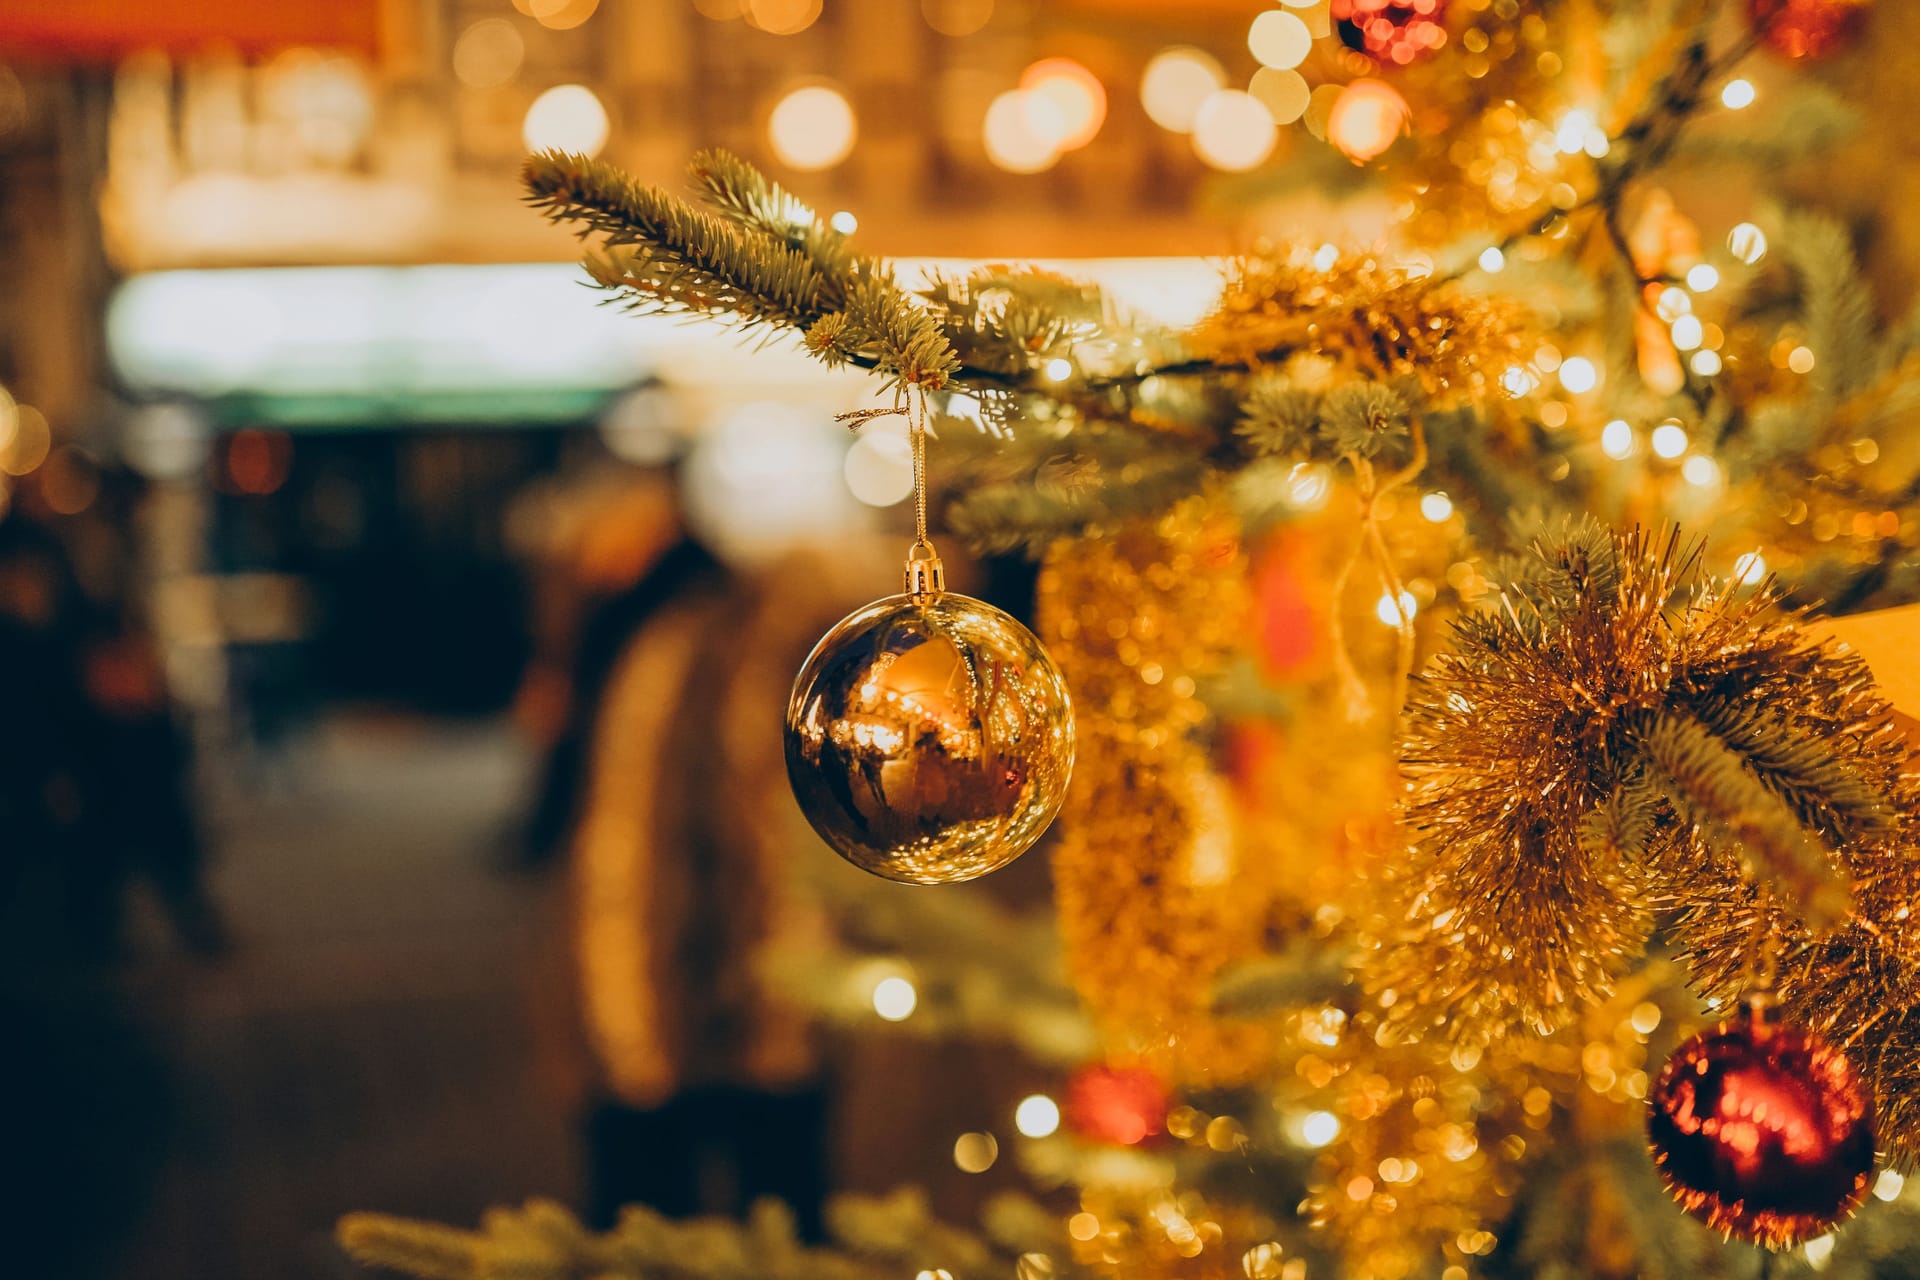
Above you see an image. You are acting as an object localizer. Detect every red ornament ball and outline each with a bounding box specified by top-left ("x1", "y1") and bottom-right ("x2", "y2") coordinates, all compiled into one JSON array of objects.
[
  {"x1": 1748, "y1": 0, "x2": 1869, "y2": 59},
  {"x1": 1333, "y1": 0, "x2": 1449, "y2": 67},
  {"x1": 1647, "y1": 1006, "x2": 1875, "y2": 1248},
  {"x1": 1064, "y1": 1064, "x2": 1169, "y2": 1147}
]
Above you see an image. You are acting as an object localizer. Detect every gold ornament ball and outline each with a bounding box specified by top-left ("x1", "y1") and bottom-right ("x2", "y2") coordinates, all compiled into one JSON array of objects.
[{"x1": 784, "y1": 590, "x2": 1075, "y2": 884}]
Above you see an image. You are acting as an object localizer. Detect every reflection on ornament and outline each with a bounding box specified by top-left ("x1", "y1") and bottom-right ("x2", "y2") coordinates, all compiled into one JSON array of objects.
[
  {"x1": 1648, "y1": 1005, "x2": 1875, "y2": 1248},
  {"x1": 1064, "y1": 1063, "x2": 1169, "y2": 1146},
  {"x1": 1327, "y1": 79, "x2": 1409, "y2": 162},
  {"x1": 1748, "y1": 0, "x2": 1869, "y2": 60},
  {"x1": 785, "y1": 587, "x2": 1074, "y2": 884},
  {"x1": 1333, "y1": 0, "x2": 1449, "y2": 67}
]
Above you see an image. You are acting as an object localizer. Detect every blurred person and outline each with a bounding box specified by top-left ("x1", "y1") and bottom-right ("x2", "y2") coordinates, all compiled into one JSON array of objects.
[{"x1": 533, "y1": 465, "x2": 890, "y2": 1236}]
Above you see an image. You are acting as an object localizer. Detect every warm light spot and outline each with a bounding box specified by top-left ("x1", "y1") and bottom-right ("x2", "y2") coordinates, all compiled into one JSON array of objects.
[
  {"x1": 1300, "y1": 1110, "x2": 1341, "y2": 1147},
  {"x1": 1874, "y1": 1169, "x2": 1906, "y2": 1201},
  {"x1": 1248, "y1": 10, "x2": 1313, "y2": 70},
  {"x1": 746, "y1": 0, "x2": 821, "y2": 34},
  {"x1": 1043, "y1": 357, "x2": 1074, "y2": 382},
  {"x1": 226, "y1": 428, "x2": 293, "y2": 495},
  {"x1": 1728, "y1": 221, "x2": 1768, "y2": 264},
  {"x1": 872, "y1": 975, "x2": 917, "y2": 1020},
  {"x1": 921, "y1": 0, "x2": 993, "y2": 37},
  {"x1": 1600, "y1": 419, "x2": 1635, "y2": 459},
  {"x1": 1015, "y1": 1094, "x2": 1061, "y2": 1138},
  {"x1": 1651, "y1": 422, "x2": 1689, "y2": 459},
  {"x1": 1655, "y1": 286, "x2": 1692, "y2": 321},
  {"x1": 1312, "y1": 243, "x2": 1339, "y2": 272},
  {"x1": 1721, "y1": 78, "x2": 1756, "y2": 109},
  {"x1": 1068, "y1": 1212, "x2": 1100, "y2": 1241},
  {"x1": 1804, "y1": 1234, "x2": 1836, "y2": 1269},
  {"x1": 829, "y1": 210, "x2": 857, "y2": 234},
  {"x1": 844, "y1": 422, "x2": 913, "y2": 507},
  {"x1": 1788, "y1": 345, "x2": 1817, "y2": 374},
  {"x1": 40, "y1": 446, "x2": 99, "y2": 515},
  {"x1": 1420, "y1": 491, "x2": 1453, "y2": 522},
  {"x1": 1345, "y1": 1176, "x2": 1374, "y2": 1201},
  {"x1": 1327, "y1": 79, "x2": 1408, "y2": 162},
  {"x1": 1248, "y1": 67, "x2": 1310, "y2": 125},
  {"x1": 1018, "y1": 58, "x2": 1106, "y2": 151},
  {"x1": 953, "y1": 1131, "x2": 999, "y2": 1173},
  {"x1": 1686, "y1": 262, "x2": 1720, "y2": 292},
  {"x1": 1375, "y1": 590, "x2": 1417, "y2": 626},
  {"x1": 1500, "y1": 365, "x2": 1536, "y2": 397},
  {"x1": 1140, "y1": 46, "x2": 1225, "y2": 133},
  {"x1": 983, "y1": 89, "x2": 1059, "y2": 172},
  {"x1": 523, "y1": 84, "x2": 610, "y2": 156},
  {"x1": 1733, "y1": 551, "x2": 1767, "y2": 586},
  {"x1": 1690, "y1": 349, "x2": 1723, "y2": 377},
  {"x1": 1558, "y1": 356, "x2": 1598, "y2": 393},
  {"x1": 529, "y1": 0, "x2": 599, "y2": 31},
  {"x1": 1682, "y1": 455, "x2": 1719, "y2": 487},
  {"x1": 768, "y1": 84, "x2": 856, "y2": 170},
  {"x1": 452, "y1": 19, "x2": 525, "y2": 89},
  {"x1": 1285, "y1": 461, "x2": 1331, "y2": 510},
  {"x1": 1192, "y1": 89, "x2": 1277, "y2": 171},
  {"x1": 1477, "y1": 245, "x2": 1505, "y2": 273},
  {"x1": 1669, "y1": 314, "x2": 1704, "y2": 351}
]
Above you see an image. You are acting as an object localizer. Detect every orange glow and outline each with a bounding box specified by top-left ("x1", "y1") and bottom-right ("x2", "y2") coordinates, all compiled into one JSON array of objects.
[
  {"x1": 1327, "y1": 78, "x2": 1408, "y2": 162},
  {"x1": 1018, "y1": 58, "x2": 1106, "y2": 151}
]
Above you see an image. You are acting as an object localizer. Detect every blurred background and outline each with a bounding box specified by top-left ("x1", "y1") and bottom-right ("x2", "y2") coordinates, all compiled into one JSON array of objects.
[{"x1": 0, "y1": 3, "x2": 1296, "y2": 1278}]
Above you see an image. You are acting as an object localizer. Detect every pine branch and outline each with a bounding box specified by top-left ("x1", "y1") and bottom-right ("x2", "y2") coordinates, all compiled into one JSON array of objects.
[{"x1": 1634, "y1": 708, "x2": 1851, "y2": 928}]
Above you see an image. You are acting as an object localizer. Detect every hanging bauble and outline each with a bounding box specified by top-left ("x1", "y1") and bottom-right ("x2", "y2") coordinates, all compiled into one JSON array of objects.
[
  {"x1": 1647, "y1": 1003, "x2": 1875, "y2": 1248},
  {"x1": 1063, "y1": 1063, "x2": 1170, "y2": 1146},
  {"x1": 1332, "y1": 0, "x2": 1449, "y2": 68},
  {"x1": 1747, "y1": 0, "x2": 1869, "y2": 59}
]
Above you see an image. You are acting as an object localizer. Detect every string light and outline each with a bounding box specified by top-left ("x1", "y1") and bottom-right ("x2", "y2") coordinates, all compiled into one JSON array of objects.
[
  {"x1": 1375, "y1": 590, "x2": 1418, "y2": 626},
  {"x1": 1685, "y1": 263, "x2": 1720, "y2": 292},
  {"x1": 872, "y1": 975, "x2": 918, "y2": 1020},
  {"x1": 1689, "y1": 349, "x2": 1722, "y2": 376},
  {"x1": 829, "y1": 210, "x2": 857, "y2": 234},
  {"x1": 1043, "y1": 356, "x2": 1074, "y2": 381},
  {"x1": 1788, "y1": 345, "x2": 1817, "y2": 374},
  {"x1": 1248, "y1": 9, "x2": 1313, "y2": 70},
  {"x1": 1721, "y1": 78, "x2": 1756, "y2": 109},
  {"x1": 1420, "y1": 491, "x2": 1454, "y2": 522},
  {"x1": 1014, "y1": 1094, "x2": 1061, "y2": 1138},
  {"x1": 1140, "y1": 47, "x2": 1224, "y2": 133},
  {"x1": 1654, "y1": 286, "x2": 1692, "y2": 321},
  {"x1": 1018, "y1": 58, "x2": 1106, "y2": 151},
  {"x1": 1650, "y1": 421, "x2": 1689, "y2": 459},
  {"x1": 1192, "y1": 90, "x2": 1277, "y2": 171},
  {"x1": 522, "y1": 84, "x2": 610, "y2": 157},
  {"x1": 1477, "y1": 246, "x2": 1506, "y2": 273},
  {"x1": 984, "y1": 89, "x2": 1059, "y2": 172},
  {"x1": 1728, "y1": 221, "x2": 1768, "y2": 264},
  {"x1": 1249, "y1": 66, "x2": 1311, "y2": 125},
  {"x1": 1299, "y1": 1111, "x2": 1341, "y2": 1147},
  {"x1": 1327, "y1": 79, "x2": 1409, "y2": 162},
  {"x1": 1733, "y1": 551, "x2": 1768, "y2": 586},
  {"x1": 1681, "y1": 455, "x2": 1719, "y2": 487},
  {"x1": 1669, "y1": 314, "x2": 1704, "y2": 351},
  {"x1": 1600, "y1": 419, "x2": 1635, "y2": 459},
  {"x1": 1874, "y1": 1170, "x2": 1906, "y2": 1201},
  {"x1": 1557, "y1": 356, "x2": 1598, "y2": 393},
  {"x1": 953, "y1": 1131, "x2": 999, "y2": 1172},
  {"x1": 768, "y1": 84, "x2": 856, "y2": 170}
]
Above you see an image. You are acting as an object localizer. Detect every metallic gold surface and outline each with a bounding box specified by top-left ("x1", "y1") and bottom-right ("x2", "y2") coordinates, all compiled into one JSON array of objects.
[{"x1": 784, "y1": 590, "x2": 1074, "y2": 884}]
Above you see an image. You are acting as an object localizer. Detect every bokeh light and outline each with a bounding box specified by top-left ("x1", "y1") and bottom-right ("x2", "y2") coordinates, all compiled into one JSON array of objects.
[
  {"x1": 1248, "y1": 10, "x2": 1314, "y2": 70},
  {"x1": 1014, "y1": 1094, "x2": 1061, "y2": 1138},
  {"x1": 768, "y1": 84, "x2": 857, "y2": 170},
  {"x1": 844, "y1": 420, "x2": 914, "y2": 507},
  {"x1": 984, "y1": 89, "x2": 1058, "y2": 173},
  {"x1": 953, "y1": 1131, "x2": 999, "y2": 1172},
  {"x1": 1018, "y1": 58, "x2": 1106, "y2": 151},
  {"x1": 746, "y1": 0, "x2": 822, "y2": 34},
  {"x1": 522, "y1": 84, "x2": 610, "y2": 157},
  {"x1": 1557, "y1": 356, "x2": 1598, "y2": 393},
  {"x1": 1600, "y1": 419, "x2": 1635, "y2": 459},
  {"x1": 921, "y1": 0, "x2": 993, "y2": 37},
  {"x1": 1140, "y1": 47, "x2": 1224, "y2": 133},
  {"x1": 1327, "y1": 79, "x2": 1408, "y2": 162},
  {"x1": 872, "y1": 975, "x2": 918, "y2": 1020},
  {"x1": 1249, "y1": 67, "x2": 1311, "y2": 125},
  {"x1": 0, "y1": 403, "x2": 50, "y2": 476},
  {"x1": 1686, "y1": 263, "x2": 1720, "y2": 292},
  {"x1": 1721, "y1": 77, "x2": 1756, "y2": 109},
  {"x1": 1651, "y1": 421, "x2": 1689, "y2": 459},
  {"x1": 1420, "y1": 491, "x2": 1453, "y2": 522},
  {"x1": 1728, "y1": 222, "x2": 1768, "y2": 264},
  {"x1": 1191, "y1": 90, "x2": 1277, "y2": 171},
  {"x1": 451, "y1": 19, "x2": 525, "y2": 90},
  {"x1": 527, "y1": 0, "x2": 599, "y2": 31}
]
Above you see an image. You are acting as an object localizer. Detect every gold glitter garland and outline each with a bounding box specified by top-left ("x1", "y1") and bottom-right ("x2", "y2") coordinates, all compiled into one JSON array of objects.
[{"x1": 1038, "y1": 493, "x2": 1282, "y2": 1084}]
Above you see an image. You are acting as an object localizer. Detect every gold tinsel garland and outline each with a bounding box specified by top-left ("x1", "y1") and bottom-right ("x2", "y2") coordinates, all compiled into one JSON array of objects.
[{"x1": 1038, "y1": 493, "x2": 1282, "y2": 1084}]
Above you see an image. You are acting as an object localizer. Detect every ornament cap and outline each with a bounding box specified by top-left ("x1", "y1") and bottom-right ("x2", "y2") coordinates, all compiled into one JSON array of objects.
[{"x1": 904, "y1": 540, "x2": 946, "y2": 598}]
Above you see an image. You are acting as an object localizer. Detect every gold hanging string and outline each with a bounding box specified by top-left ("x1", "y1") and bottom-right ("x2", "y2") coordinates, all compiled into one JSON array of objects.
[
  {"x1": 838, "y1": 389, "x2": 943, "y2": 596},
  {"x1": 1327, "y1": 421, "x2": 1428, "y2": 724}
]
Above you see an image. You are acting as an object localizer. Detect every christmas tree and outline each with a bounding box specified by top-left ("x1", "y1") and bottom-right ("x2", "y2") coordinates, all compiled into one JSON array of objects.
[{"x1": 343, "y1": 1, "x2": 1920, "y2": 1276}]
